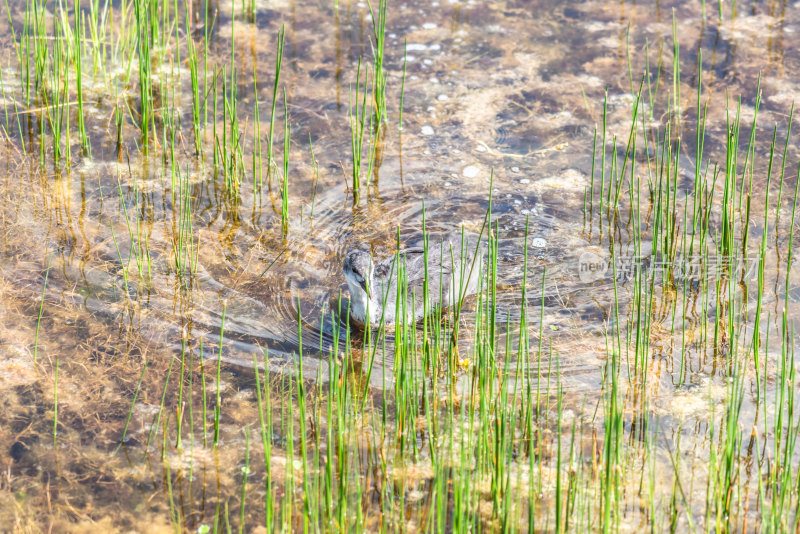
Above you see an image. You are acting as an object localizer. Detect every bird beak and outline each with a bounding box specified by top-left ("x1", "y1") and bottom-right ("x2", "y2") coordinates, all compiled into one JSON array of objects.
[{"x1": 360, "y1": 279, "x2": 371, "y2": 299}]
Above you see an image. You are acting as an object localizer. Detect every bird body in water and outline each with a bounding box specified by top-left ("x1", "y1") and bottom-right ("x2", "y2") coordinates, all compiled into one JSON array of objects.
[{"x1": 343, "y1": 233, "x2": 484, "y2": 326}]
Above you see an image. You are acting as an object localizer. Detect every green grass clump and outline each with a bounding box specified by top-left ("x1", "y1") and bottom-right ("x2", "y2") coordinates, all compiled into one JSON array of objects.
[{"x1": 2, "y1": 0, "x2": 800, "y2": 532}]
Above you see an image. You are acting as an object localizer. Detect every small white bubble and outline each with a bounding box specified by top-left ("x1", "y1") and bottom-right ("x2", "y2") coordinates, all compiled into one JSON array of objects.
[
  {"x1": 511, "y1": 166, "x2": 520, "y2": 172},
  {"x1": 514, "y1": 199, "x2": 521, "y2": 204},
  {"x1": 421, "y1": 125, "x2": 435, "y2": 135},
  {"x1": 437, "y1": 94, "x2": 448, "y2": 101},
  {"x1": 444, "y1": 181, "x2": 452, "y2": 187},
  {"x1": 476, "y1": 145, "x2": 487, "y2": 152},
  {"x1": 422, "y1": 22, "x2": 438, "y2": 29},
  {"x1": 429, "y1": 77, "x2": 440, "y2": 84},
  {"x1": 427, "y1": 106, "x2": 436, "y2": 111},
  {"x1": 462, "y1": 165, "x2": 479, "y2": 178},
  {"x1": 520, "y1": 178, "x2": 530, "y2": 184},
  {"x1": 429, "y1": 43, "x2": 442, "y2": 51},
  {"x1": 406, "y1": 43, "x2": 427, "y2": 51},
  {"x1": 423, "y1": 59, "x2": 433, "y2": 65},
  {"x1": 532, "y1": 238, "x2": 547, "y2": 248}
]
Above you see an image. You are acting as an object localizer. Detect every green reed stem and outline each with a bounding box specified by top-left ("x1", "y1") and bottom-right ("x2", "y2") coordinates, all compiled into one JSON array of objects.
[
  {"x1": 214, "y1": 306, "x2": 226, "y2": 446},
  {"x1": 267, "y1": 26, "x2": 285, "y2": 174},
  {"x1": 33, "y1": 253, "x2": 51, "y2": 361}
]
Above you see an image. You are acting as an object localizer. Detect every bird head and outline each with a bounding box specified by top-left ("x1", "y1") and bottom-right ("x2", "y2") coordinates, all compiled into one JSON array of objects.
[{"x1": 343, "y1": 246, "x2": 374, "y2": 300}]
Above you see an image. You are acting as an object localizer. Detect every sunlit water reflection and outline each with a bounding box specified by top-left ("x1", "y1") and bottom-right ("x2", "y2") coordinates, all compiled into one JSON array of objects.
[{"x1": 0, "y1": 0, "x2": 799, "y2": 529}]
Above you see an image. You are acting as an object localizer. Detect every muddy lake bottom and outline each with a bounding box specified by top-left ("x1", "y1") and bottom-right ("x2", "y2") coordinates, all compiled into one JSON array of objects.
[{"x1": 1, "y1": 0, "x2": 800, "y2": 531}]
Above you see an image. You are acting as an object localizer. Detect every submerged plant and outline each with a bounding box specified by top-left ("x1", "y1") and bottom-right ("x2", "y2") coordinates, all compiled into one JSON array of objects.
[
  {"x1": 0, "y1": 0, "x2": 798, "y2": 532},
  {"x1": 349, "y1": 59, "x2": 374, "y2": 204}
]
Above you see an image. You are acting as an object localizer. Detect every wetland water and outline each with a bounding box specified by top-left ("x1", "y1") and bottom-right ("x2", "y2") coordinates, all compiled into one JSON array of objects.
[{"x1": 0, "y1": 0, "x2": 799, "y2": 530}]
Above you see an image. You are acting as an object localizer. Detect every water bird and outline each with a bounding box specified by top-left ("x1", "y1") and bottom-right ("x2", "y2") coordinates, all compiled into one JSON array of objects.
[{"x1": 342, "y1": 233, "x2": 484, "y2": 326}]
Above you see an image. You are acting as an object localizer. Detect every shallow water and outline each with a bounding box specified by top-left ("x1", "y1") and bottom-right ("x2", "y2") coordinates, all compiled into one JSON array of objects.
[{"x1": 0, "y1": 0, "x2": 799, "y2": 530}]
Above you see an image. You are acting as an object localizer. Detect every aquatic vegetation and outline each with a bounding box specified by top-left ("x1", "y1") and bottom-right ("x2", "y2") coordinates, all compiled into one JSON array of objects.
[
  {"x1": 349, "y1": 59, "x2": 374, "y2": 205},
  {"x1": 281, "y1": 88, "x2": 290, "y2": 235},
  {"x1": 267, "y1": 26, "x2": 285, "y2": 180},
  {"x1": 0, "y1": 0, "x2": 797, "y2": 531}
]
